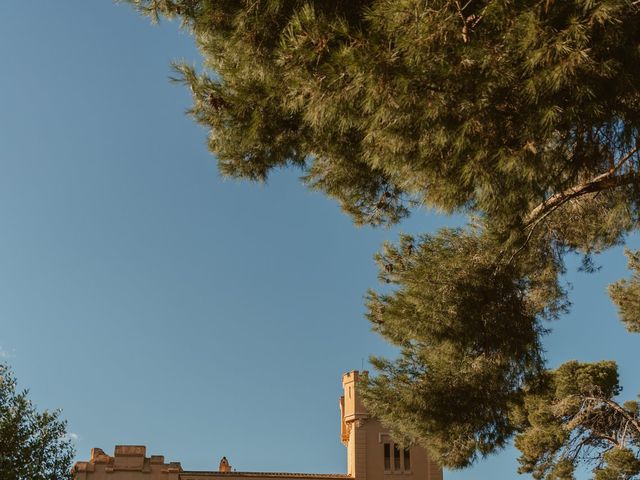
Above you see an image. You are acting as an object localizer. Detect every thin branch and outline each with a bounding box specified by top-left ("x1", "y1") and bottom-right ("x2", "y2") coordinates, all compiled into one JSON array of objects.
[
  {"x1": 568, "y1": 435, "x2": 592, "y2": 462},
  {"x1": 526, "y1": 166, "x2": 640, "y2": 226},
  {"x1": 506, "y1": 197, "x2": 563, "y2": 265},
  {"x1": 611, "y1": 145, "x2": 639, "y2": 175},
  {"x1": 591, "y1": 433, "x2": 620, "y2": 447},
  {"x1": 620, "y1": 420, "x2": 630, "y2": 447}
]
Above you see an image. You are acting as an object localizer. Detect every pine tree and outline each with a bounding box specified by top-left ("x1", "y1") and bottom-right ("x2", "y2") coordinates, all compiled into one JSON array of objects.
[
  {"x1": 0, "y1": 363, "x2": 74, "y2": 480},
  {"x1": 126, "y1": 1, "x2": 640, "y2": 476}
]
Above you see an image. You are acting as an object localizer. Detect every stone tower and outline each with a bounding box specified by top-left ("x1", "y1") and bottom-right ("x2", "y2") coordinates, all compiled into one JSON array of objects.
[{"x1": 340, "y1": 371, "x2": 443, "y2": 480}]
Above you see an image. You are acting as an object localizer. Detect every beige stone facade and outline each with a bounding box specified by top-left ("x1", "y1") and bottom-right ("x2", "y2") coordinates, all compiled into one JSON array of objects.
[{"x1": 73, "y1": 371, "x2": 443, "y2": 480}]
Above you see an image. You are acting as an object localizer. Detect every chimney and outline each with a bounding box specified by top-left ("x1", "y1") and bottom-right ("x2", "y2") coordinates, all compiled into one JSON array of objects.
[{"x1": 219, "y1": 456, "x2": 231, "y2": 472}]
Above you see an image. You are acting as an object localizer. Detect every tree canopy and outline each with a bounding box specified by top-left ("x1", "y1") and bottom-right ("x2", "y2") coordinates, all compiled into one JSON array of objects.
[
  {"x1": 0, "y1": 363, "x2": 74, "y2": 480},
  {"x1": 126, "y1": 1, "x2": 640, "y2": 477}
]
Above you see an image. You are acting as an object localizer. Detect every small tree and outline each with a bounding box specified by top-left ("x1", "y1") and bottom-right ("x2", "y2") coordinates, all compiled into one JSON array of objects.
[{"x1": 0, "y1": 363, "x2": 74, "y2": 480}]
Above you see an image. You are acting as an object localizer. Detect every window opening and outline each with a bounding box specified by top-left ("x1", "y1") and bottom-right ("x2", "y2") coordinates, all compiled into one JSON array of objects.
[
  {"x1": 384, "y1": 443, "x2": 391, "y2": 471},
  {"x1": 403, "y1": 448, "x2": 411, "y2": 471},
  {"x1": 393, "y1": 444, "x2": 401, "y2": 472}
]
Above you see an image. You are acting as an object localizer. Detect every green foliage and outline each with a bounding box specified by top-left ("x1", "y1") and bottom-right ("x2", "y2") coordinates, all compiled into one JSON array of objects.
[
  {"x1": 362, "y1": 229, "x2": 564, "y2": 467},
  {"x1": 126, "y1": 0, "x2": 640, "y2": 228},
  {"x1": 512, "y1": 361, "x2": 640, "y2": 480},
  {"x1": 125, "y1": 0, "x2": 640, "y2": 476},
  {"x1": 594, "y1": 448, "x2": 640, "y2": 480},
  {"x1": 609, "y1": 249, "x2": 640, "y2": 332},
  {"x1": 0, "y1": 363, "x2": 74, "y2": 480}
]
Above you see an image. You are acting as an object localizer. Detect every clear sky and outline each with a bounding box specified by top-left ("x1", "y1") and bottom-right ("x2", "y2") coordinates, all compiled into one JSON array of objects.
[{"x1": 0, "y1": 3, "x2": 638, "y2": 480}]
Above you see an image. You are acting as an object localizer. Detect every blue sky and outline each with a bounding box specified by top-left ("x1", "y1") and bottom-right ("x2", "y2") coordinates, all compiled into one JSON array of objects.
[{"x1": 0, "y1": 3, "x2": 638, "y2": 479}]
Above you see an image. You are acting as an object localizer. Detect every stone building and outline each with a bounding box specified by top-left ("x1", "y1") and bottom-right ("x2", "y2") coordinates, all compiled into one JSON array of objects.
[{"x1": 73, "y1": 371, "x2": 443, "y2": 480}]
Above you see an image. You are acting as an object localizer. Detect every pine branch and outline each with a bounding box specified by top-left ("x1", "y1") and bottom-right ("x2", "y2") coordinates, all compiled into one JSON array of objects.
[
  {"x1": 620, "y1": 420, "x2": 630, "y2": 447},
  {"x1": 526, "y1": 148, "x2": 640, "y2": 227},
  {"x1": 583, "y1": 396, "x2": 640, "y2": 439}
]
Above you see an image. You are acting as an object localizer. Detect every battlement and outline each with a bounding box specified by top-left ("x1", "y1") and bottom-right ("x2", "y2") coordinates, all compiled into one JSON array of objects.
[
  {"x1": 73, "y1": 445, "x2": 182, "y2": 480},
  {"x1": 341, "y1": 370, "x2": 369, "y2": 425}
]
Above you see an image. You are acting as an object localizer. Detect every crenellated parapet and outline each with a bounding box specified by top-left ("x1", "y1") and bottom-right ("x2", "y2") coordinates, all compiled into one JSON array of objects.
[{"x1": 73, "y1": 445, "x2": 182, "y2": 480}]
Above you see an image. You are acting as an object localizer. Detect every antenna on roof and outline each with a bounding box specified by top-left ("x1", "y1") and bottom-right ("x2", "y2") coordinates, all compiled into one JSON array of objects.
[{"x1": 361, "y1": 357, "x2": 364, "y2": 371}]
